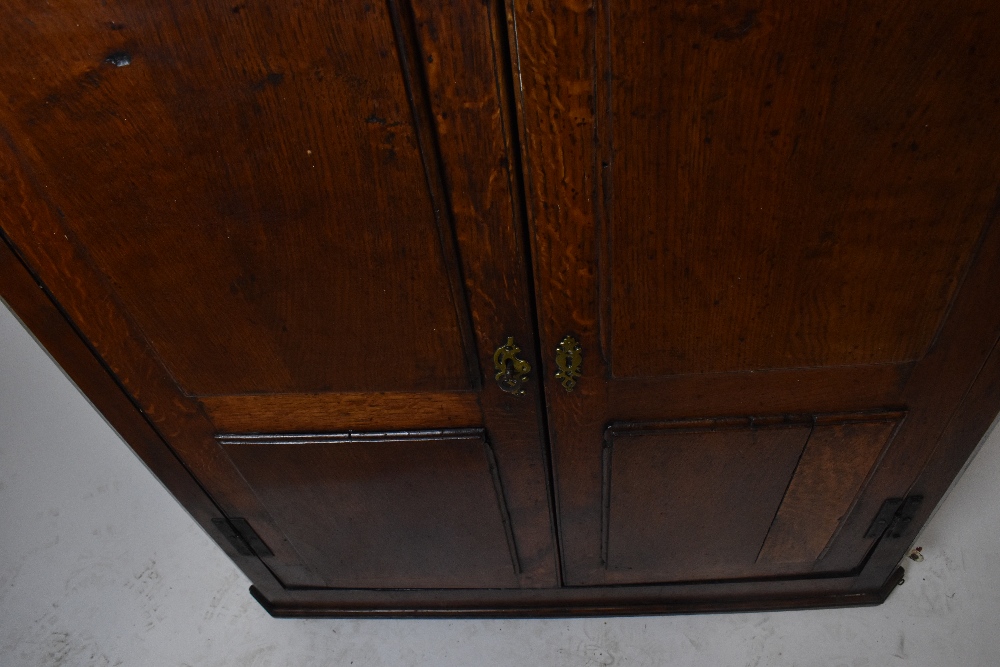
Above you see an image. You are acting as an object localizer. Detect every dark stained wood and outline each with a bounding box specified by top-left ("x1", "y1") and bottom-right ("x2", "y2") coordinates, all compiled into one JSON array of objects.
[
  {"x1": 0, "y1": 231, "x2": 924, "y2": 613},
  {"x1": 1, "y1": 94, "x2": 326, "y2": 586},
  {"x1": 0, "y1": 0, "x2": 474, "y2": 396},
  {"x1": 607, "y1": 0, "x2": 998, "y2": 378},
  {"x1": 0, "y1": 0, "x2": 556, "y2": 591},
  {"x1": 511, "y1": 0, "x2": 1000, "y2": 587},
  {"x1": 2, "y1": 0, "x2": 999, "y2": 616},
  {"x1": 509, "y1": 0, "x2": 613, "y2": 587},
  {"x1": 200, "y1": 392, "x2": 482, "y2": 433},
  {"x1": 605, "y1": 419, "x2": 809, "y2": 582},
  {"x1": 608, "y1": 364, "x2": 908, "y2": 422},
  {"x1": 757, "y1": 414, "x2": 901, "y2": 565},
  {"x1": 0, "y1": 234, "x2": 290, "y2": 604},
  {"x1": 407, "y1": 0, "x2": 559, "y2": 585},
  {"x1": 859, "y1": 333, "x2": 1000, "y2": 588},
  {"x1": 219, "y1": 430, "x2": 521, "y2": 589},
  {"x1": 249, "y1": 566, "x2": 906, "y2": 618},
  {"x1": 845, "y1": 195, "x2": 1000, "y2": 587},
  {"x1": 815, "y1": 208, "x2": 1000, "y2": 580}
]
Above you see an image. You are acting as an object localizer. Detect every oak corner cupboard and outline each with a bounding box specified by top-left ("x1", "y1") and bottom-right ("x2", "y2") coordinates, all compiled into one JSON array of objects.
[{"x1": 2, "y1": 0, "x2": 999, "y2": 617}]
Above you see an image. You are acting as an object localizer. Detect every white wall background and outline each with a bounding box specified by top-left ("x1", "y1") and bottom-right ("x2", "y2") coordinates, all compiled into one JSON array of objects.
[{"x1": 1, "y1": 298, "x2": 999, "y2": 667}]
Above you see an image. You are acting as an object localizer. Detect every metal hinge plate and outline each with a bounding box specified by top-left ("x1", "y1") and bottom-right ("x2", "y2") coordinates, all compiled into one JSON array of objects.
[
  {"x1": 864, "y1": 495, "x2": 923, "y2": 539},
  {"x1": 212, "y1": 517, "x2": 274, "y2": 557}
]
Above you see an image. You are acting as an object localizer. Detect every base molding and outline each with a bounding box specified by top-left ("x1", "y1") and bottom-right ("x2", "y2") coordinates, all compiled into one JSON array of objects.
[{"x1": 249, "y1": 566, "x2": 904, "y2": 618}]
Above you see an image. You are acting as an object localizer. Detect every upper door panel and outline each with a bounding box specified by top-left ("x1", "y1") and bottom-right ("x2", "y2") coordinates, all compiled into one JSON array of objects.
[
  {"x1": 607, "y1": 0, "x2": 999, "y2": 378},
  {"x1": 0, "y1": 0, "x2": 474, "y2": 395}
]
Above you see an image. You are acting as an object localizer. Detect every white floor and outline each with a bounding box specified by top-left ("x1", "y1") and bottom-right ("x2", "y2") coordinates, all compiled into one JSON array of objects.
[{"x1": 1, "y1": 299, "x2": 999, "y2": 667}]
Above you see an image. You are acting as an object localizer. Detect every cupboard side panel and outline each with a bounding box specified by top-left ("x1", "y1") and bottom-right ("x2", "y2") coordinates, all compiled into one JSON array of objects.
[{"x1": 0, "y1": 235, "x2": 293, "y2": 603}]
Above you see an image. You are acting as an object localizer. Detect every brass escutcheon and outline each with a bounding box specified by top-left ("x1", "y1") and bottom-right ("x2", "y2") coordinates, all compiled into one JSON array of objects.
[
  {"x1": 555, "y1": 335, "x2": 583, "y2": 392},
  {"x1": 494, "y1": 336, "x2": 531, "y2": 395}
]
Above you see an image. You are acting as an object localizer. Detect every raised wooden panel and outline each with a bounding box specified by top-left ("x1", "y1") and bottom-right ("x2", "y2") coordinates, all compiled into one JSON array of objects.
[
  {"x1": 603, "y1": 412, "x2": 906, "y2": 584},
  {"x1": 605, "y1": 0, "x2": 1000, "y2": 377},
  {"x1": 604, "y1": 418, "x2": 810, "y2": 582},
  {"x1": 757, "y1": 413, "x2": 902, "y2": 565},
  {"x1": 218, "y1": 429, "x2": 520, "y2": 589},
  {"x1": 0, "y1": 0, "x2": 475, "y2": 395}
]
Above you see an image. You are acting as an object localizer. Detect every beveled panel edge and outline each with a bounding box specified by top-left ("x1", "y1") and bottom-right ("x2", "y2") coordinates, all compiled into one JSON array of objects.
[
  {"x1": 217, "y1": 424, "x2": 524, "y2": 584},
  {"x1": 483, "y1": 439, "x2": 524, "y2": 576},
  {"x1": 595, "y1": 0, "x2": 614, "y2": 369},
  {"x1": 599, "y1": 440, "x2": 612, "y2": 567},
  {"x1": 217, "y1": 427, "x2": 486, "y2": 446},
  {"x1": 600, "y1": 417, "x2": 815, "y2": 580},
  {"x1": 200, "y1": 391, "x2": 483, "y2": 433},
  {"x1": 757, "y1": 418, "x2": 905, "y2": 566},
  {"x1": 604, "y1": 408, "x2": 908, "y2": 440},
  {"x1": 856, "y1": 327, "x2": 1000, "y2": 591},
  {"x1": 386, "y1": 0, "x2": 482, "y2": 390},
  {"x1": 605, "y1": 415, "x2": 809, "y2": 439},
  {"x1": 813, "y1": 416, "x2": 907, "y2": 562}
]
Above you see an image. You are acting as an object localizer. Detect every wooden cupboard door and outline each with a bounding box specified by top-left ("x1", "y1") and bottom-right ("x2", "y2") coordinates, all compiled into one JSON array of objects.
[
  {"x1": 511, "y1": 0, "x2": 1000, "y2": 584},
  {"x1": 0, "y1": 0, "x2": 556, "y2": 587}
]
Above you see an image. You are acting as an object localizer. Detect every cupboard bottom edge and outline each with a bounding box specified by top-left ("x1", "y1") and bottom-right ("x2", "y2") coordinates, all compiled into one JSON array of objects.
[{"x1": 248, "y1": 566, "x2": 904, "y2": 618}]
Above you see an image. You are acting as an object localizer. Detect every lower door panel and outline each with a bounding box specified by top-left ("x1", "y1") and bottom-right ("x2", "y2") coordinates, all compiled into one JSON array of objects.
[
  {"x1": 602, "y1": 412, "x2": 903, "y2": 585},
  {"x1": 218, "y1": 428, "x2": 521, "y2": 589}
]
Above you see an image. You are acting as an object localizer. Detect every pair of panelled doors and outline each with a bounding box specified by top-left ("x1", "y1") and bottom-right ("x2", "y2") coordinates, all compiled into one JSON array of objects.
[{"x1": 1, "y1": 0, "x2": 998, "y2": 593}]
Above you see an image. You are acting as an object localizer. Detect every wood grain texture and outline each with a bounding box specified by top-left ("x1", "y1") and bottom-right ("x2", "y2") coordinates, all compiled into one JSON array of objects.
[
  {"x1": 0, "y1": 0, "x2": 473, "y2": 395},
  {"x1": 0, "y1": 111, "x2": 328, "y2": 586},
  {"x1": 511, "y1": 0, "x2": 1000, "y2": 588},
  {"x1": 408, "y1": 0, "x2": 559, "y2": 585},
  {"x1": 511, "y1": 0, "x2": 614, "y2": 586},
  {"x1": 0, "y1": 238, "x2": 920, "y2": 613},
  {"x1": 0, "y1": 234, "x2": 287, "y2": 599},
  {"x1": 608, "y1": 364, "x2": 908, "y2": 422},
  {"x1": 220, "y1": 429, "x2": 521, "y2": 589},
  {"x1": 1, "y1": 0, "x2": 998, "y2": 613},
  {"x1": 201, "y1": 392, "x2": 482, "y2": 433},
  {"x1": 605, "y1": 419, "x2": 810, "y2": 582},
  {"x1": 757, "y1": 415, "x2": 901, "y2": 565},
  {"x1": 0, "y1": 0, "x2": 557, "y2": 590},
  {"x1": 863, "y1": 329, "x2": 1000, "y2": 587},
  {"x1": 606, "y1": 0, "x2": 1000, "y2": 377},
  {"x1": 846, "y1": 198, "x2": 1000, "y2": 587}
]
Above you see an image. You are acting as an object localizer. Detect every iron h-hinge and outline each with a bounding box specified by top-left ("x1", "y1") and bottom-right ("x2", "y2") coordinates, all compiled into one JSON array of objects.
[
  {"x1": 864, "y1": 495, "x2": 924, "y2": 539},
  {"x1": 211, "y1": 517, "x2": 274, "y2": 557}
]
